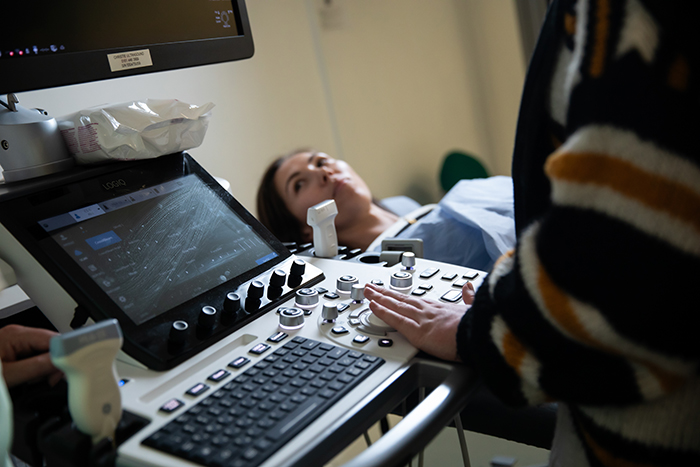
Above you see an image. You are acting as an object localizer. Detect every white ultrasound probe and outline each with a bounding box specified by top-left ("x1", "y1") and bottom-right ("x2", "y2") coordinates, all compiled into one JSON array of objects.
[
  {"x1": 50, "y1": 319, "x2": 123, "y2": 444},
  {"x1": 307, "y1": 199, "x2": 338, "y2": 258}
]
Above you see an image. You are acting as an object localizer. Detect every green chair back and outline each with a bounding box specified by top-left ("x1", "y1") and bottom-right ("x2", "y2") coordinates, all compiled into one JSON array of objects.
[{"x1": 439, "y1": 151, "x2": 489, "y2": 192}]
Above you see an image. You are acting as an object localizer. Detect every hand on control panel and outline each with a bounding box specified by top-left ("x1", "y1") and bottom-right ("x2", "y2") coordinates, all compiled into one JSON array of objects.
[{"x1": 364, "y1": 282, "x2": 476, "y2": 362}]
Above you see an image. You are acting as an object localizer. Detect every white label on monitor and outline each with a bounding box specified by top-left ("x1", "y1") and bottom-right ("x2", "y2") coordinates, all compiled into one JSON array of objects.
[{"x1": 107, "y1": 49, "x2": 153, "y2": 72}]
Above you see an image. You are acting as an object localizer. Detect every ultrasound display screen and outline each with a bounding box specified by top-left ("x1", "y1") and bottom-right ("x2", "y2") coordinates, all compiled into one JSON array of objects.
[
  {"x1": 39, "y1": 175, "x2": 277, "y2": 325},
  {"x1": 2, "y1": 1, "x2": 239, "y2": 58}
]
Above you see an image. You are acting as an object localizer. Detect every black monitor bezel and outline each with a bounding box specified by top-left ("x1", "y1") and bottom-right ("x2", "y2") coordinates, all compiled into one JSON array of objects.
[
  {"x1": 0, "y1": 153, "x2": 294, "y2": 370},
  {"x1": 0, "y1": 0, "x2": 254, "y2": 95}
]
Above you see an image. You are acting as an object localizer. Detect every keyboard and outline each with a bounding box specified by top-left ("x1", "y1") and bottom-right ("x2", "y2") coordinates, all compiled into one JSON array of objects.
[{"x1": 143, "y1": 336, "x2": 385, "y2": 467}]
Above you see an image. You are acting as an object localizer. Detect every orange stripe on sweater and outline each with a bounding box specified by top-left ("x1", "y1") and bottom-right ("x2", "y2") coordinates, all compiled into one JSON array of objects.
[
  {"x1": 538, "y1": 261, "x2": 688, "y2": 396},
  {"x1": 646, "y1": 362, "x2": 687, "y2": 394},
  {"x1": 534, "y1": 222, "x2": 688, "y2": 397},
  {"x1": 502, "y1": 330, "x2": 527, "y2": 375},
  {"x1": 537, "y1": 263, "x2": 597, "y2": 346},
  {"x1": 546, "y1": 152, "x2": 700, "y2": 234},
  {"x1": 590, "y1": 0, "x2": 611, "y2": 77},
  {"x1": 493, "y1": 249, "x2": 515, "y2": 270}
]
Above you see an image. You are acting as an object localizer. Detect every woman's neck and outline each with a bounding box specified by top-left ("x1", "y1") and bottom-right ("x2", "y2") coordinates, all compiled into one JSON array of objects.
[{"x1": 337, "y1": 204, "x2": 399, "y2": 251}]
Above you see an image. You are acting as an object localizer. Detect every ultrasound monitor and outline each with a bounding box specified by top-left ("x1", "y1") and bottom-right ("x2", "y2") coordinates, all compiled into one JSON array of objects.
[
  {"x1": 0, "y1": 0, "x2": 254, "y2": 94},
  {"x1": 38, "y1": 174, "x2": 278, "y2": 326},
  {"x1": 0, "y1": 152, "x2": 322, "y2": 370}
]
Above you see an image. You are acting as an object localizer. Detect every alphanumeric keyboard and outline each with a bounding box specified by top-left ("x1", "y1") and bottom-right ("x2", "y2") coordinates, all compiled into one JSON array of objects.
[{"x1": 143, "y1": 336, "x2": 385, "y2": 467}]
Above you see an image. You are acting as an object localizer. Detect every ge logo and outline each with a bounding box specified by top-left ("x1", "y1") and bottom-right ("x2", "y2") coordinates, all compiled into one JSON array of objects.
[{"x1": 1, "y1": 140, "x2": 8, "y2": 150}]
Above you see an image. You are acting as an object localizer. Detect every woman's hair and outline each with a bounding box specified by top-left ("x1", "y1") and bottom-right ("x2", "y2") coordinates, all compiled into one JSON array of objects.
[{"x1": 256, "y1": 148, "x2": 311, "y2": 244}]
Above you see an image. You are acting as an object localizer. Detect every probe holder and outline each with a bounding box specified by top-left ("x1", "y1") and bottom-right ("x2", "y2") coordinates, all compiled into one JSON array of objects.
[{"x1": 0, "y1": 94, "x2": 73, "y2": 182}]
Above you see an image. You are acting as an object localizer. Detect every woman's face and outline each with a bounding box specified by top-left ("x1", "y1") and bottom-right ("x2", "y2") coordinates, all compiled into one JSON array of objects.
[{"x1": 273, "y1": 151, "x2": 372, "y2": 234}]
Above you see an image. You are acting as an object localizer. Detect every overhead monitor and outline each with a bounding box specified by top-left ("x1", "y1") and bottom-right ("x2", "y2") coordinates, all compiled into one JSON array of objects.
[{"x1": 0, "y1": 0, "x2": 254, "y2": 95}]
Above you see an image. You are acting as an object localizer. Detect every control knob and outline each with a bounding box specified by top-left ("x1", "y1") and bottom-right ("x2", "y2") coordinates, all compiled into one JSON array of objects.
[
  {"x1": 198, "y1": 306, "x2": 217, "y2": 331},
  {"x1": 169, "y1": 320, "x2": 189, "y2": 346},
  {"x1": 390, "y1": 271, "x2": 413, "y2": 290},
  {"x1": 245, "y1": 280, "x2": 265, "y2": 312},
  {"x1": 350, "y1": 284, "x2": 365, "y2": 303},
  {"x1": 321, "y1": 303, "x2": 339, "y2": 323},
  {"x1": 268, "y1": 269, "x2": 286, "y2": 299},
  {"x1": 288, "y1": 259, "x2": 306, "y2": 287},
  {"x1": 223, "y1": 292, "x2": 241, "y2": 320},
  {"x1": 295, "y1": 288, "x2": 319, "y2": 307},
  {"x1": 401, "y1": 252, "x2": 416, "y2": 270},
  {"x1": 278, "y1": 307, "x2": 305, "y2": 329},
  {"x1": 336, "y1": 275, "x2": 358, "y2": 294},
  {"x1": 269, "y1": 269, "x2": 286, "y2": 288}
]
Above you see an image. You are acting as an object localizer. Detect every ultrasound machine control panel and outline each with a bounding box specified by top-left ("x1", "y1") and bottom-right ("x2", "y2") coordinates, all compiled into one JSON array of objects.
[{"x1": 0, "y1": 152, "x2": 483, "y2": 467}]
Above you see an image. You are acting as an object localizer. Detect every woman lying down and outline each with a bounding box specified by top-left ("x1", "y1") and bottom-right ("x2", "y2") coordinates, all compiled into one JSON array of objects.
[{"x1": 256, "y1": 149, "x2": 515, "y2": 271}]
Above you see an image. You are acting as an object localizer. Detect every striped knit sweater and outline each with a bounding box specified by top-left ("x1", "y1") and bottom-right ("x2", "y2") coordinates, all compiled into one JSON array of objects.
[{"x1": 456, "y1": 0, "x2": 700, "y2": 465}]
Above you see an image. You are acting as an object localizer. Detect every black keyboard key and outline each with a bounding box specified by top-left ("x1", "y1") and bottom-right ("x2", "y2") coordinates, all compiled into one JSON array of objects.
[{"x1": 326, "y1": 348, "x2": 348, "y2": 359}]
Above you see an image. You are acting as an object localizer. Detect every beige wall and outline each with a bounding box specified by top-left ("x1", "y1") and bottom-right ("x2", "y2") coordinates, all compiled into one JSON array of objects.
[{"x1": 9, "y1": 0, "x2": 526, "y2": 212}]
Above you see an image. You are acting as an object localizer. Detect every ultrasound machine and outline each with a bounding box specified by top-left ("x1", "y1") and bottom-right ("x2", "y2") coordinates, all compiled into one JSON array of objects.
[{"x1": 0, "y1": 2, "x2": 483, "y2": 466}]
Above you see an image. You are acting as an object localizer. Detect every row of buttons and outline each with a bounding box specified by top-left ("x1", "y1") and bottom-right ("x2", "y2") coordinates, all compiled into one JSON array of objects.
[{"x1": 414, "y1": 267, "x2": 479, "y2": 303}]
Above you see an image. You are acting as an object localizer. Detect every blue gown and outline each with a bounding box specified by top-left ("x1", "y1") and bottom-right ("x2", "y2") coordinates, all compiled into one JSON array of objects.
[{"x1": 370, "y1": 176, "x2": 515, "y2": 271}]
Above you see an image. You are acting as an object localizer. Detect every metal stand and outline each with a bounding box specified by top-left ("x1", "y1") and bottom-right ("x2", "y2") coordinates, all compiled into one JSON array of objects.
[{"x1": 334, "y1": 358, "x2": 478, "y2": 467}]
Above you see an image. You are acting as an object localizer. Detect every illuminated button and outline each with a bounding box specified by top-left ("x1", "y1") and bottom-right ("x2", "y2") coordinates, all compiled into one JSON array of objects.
[
  {"x1": 267, "y1": 332, "x2": 288, "y2": 343},
  {"x1": 331, "y1": 326, "x2": 349, "y2": 335},
  {"x1": 159, "y1": 398, "x2": 185, "y2": 413},
  {"x1": 353, "y1": 335, "x2": 370, "y2": 345},
  {"x1": 337, "y1": 303, "x2": 350, "y2": 313},
  {"x1": 324, "y1": 292, "x2": 340, "y2": 300},
  {"x1": 371, "y1": 279, "x2": 384, "y2": 287},
  {"x1": 441, "y1": 289, "x2": 462, "y2": 303},
  {"x1": 228, "y1": 357, "x2": 250, "y2": 369},
  {"x1": 208, "y1": 369, "x2": 230, "y2": 382},
  {"x1": 378, "y1": 339, "x2": 393, "y2": 348},
  {"x1": 249, "y1": 343, "x2": 271, "y2": 355},
  {"x1": 186, "y1": 383, "x2": 210, "y2": 397}
]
